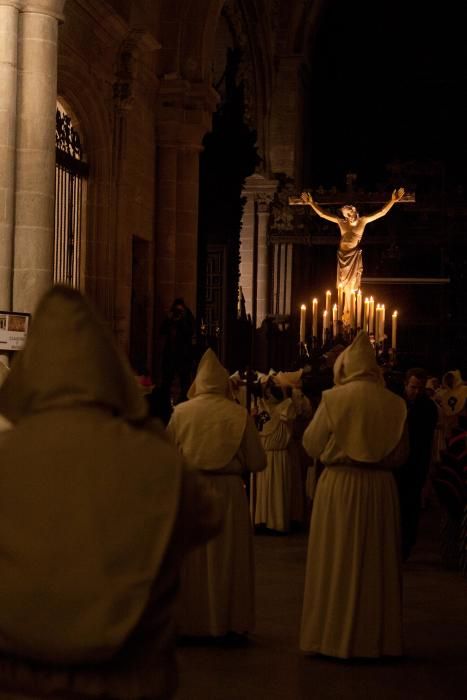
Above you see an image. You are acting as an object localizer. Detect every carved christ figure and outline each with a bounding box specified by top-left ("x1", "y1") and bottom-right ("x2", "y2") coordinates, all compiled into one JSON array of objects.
[{"x1": 300, "y1": 188, "x2": 405, "y2": 315}]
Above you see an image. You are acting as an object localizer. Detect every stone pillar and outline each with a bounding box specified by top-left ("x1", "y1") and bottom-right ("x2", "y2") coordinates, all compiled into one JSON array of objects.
[
  {"x1": 240, "y1": 175, "x2": 277, "y2": 327},
  {"x1": 0, "y1": 1, "x2": 21, "y2": 311},
  {"x1": 13, "y1": 0, "x2": 65, "y2": 313},
  {"x1": 256, "y1": 197, "x2": 271, "y2": 327},
  {"x1": 238, "y1": 195, "x2": 254, "y2": 319},
  {"x1": 153, "y1": 79, "x2": 218, "y2": 380},
  {"x1": 272, "y1": 242, "x2": 293, "y2": 317}
]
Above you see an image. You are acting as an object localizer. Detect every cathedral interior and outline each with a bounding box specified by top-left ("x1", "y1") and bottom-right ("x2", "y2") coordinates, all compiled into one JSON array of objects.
[
  {"x1": 2, "y1": 0, "x2": 466, "y2": 379},
  {"x1": 1, "y1": 2, "x2": 467, "y2": 699}
]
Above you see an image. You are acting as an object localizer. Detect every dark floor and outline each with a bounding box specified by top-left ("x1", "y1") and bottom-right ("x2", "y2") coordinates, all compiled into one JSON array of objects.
[{"x1": 176, "y1": 505, "x2": 467, "y2": 699}]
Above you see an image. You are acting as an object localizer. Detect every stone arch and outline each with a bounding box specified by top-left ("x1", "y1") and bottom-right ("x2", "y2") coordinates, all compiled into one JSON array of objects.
[{"x1": 158, "y1": 0, "x2": 224, "y2": 81}]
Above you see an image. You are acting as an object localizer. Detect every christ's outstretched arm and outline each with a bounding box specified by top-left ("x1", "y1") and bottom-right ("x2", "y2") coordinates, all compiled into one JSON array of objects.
[
  {"x1": 363, "y1": 187, "x2": 405, "y2": 224},
  {"x1": 299, "y1": 192, "x2": 342, "y2": 224}
]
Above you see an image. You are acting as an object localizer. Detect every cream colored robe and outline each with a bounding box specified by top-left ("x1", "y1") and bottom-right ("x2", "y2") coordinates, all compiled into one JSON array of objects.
[
  {"x1": 300, "y1": 332, "x2": 408, "y2": 658},
  {"x1": 167, "y1": 349, "x2": 266, "y2": 636},
  {"x1": 253, "y1": 396, "x2": 296, "y2": 532},
  {"x1": 0, "y1": 285, "x2": 220, "y2": 699}
]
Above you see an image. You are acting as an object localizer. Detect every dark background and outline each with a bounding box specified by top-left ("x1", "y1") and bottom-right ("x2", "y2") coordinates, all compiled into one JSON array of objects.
[{"x1": 308, "y1": 0, "x2": 467, "y2": 191}]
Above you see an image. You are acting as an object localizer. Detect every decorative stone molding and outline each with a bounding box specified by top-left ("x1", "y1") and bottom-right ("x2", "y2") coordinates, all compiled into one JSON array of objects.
[
  {"x1": 113, "y1": 29, "x2": 161, "y2": 112},
  {"x1": 256, "y1": 192, "x2": 273, "y2": 214},
  {"x1": 0, "y1": 1, "x2": 23, "y2": 9},
  {"x1": 157, "y1": 78, "x2": 219, "y2": 147},
  {"x1": 21, "y1": 0, "x2": 65, "y2": 20}
]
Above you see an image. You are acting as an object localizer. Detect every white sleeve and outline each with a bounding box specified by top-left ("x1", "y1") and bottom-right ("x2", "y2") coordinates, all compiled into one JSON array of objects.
[{"x1": 302, "y1": 400, "x2": 331, "y2": 458}]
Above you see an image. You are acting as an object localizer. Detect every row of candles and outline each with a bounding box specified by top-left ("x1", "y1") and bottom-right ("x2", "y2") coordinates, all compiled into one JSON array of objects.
[{"x1": 299, "y1": 286, "x2": 399, "y2": 349}]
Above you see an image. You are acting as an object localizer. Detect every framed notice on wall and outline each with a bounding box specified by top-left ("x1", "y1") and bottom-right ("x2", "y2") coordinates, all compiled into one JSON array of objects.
[{"x1": 0, "y1": 311, "x2": 31, "y2": 351}]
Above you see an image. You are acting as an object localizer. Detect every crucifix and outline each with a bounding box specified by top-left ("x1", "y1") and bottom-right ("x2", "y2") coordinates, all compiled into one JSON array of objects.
[{"x1": 289, "y1": 178, "x2": 415, "y2": 318}]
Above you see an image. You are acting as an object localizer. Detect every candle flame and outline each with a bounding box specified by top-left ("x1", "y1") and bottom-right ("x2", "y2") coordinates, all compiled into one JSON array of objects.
[{"x1": 301, "y1": 304, "x2": 306, "y2": 310}]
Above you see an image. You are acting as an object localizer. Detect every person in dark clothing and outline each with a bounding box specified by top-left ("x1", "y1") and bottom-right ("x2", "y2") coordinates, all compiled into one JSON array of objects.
[
  {"x1": 397, "y1": 367, "x2": 438, "y2": 561},
  {"x1": 160, "y1": 298, "x2": 196, "y2": 404}
]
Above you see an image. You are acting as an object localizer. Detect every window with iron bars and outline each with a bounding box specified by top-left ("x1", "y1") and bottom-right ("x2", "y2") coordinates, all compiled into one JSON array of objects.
[{"x1": 54, "y1": 101, "x2": 88, "y2": 288}]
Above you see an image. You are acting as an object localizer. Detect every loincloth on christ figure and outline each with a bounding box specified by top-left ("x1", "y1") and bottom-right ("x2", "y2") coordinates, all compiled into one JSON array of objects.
[{"x1": 337, "y1": 246, "x2": 363, "y2": 295}]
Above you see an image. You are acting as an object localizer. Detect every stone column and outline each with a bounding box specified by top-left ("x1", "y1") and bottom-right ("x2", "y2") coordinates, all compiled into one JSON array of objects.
[
  {"x1": 256, "y1": 196, "x2": 271, "y2": 327},
  {"x1": 153, "y1": 79, "x2": 218, "y2": 379},
  {"x1": 239, "y1": 196, "x2": 254, "y2": 319},
  {"x1": 0, "y1": 1, "x2": 21, "y2": 311},
  {"x1": 13, "y1": 0, "x2": 65, "y2": 313},
  {"x1": 240, "y1": 175, "x2": 277, "y2": 327}
]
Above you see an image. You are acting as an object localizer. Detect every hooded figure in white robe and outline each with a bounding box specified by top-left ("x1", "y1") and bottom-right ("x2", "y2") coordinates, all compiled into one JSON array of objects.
[
  {"x1": 300, "y1": 331, "x2": 408, "y2": 659},
  {"x1": 0, "y1": 285, "x2": 221, "y2": 699},
  {"x1": 253, "y1": 376, "x2": 297, "y2": 533},
  {"x1": 167, "y1": 348, "x2": 266, "y2": 637}
]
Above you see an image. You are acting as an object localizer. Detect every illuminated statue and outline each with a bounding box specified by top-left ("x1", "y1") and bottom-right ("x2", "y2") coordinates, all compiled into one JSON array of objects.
[{"x1": 299, "y1": 188, "x2": 405, "y2": 317}]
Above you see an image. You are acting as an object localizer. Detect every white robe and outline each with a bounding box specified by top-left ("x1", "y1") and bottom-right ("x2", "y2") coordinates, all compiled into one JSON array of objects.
[
  {"x1": 167, "y1": 349, "x2": 266, "y2": 636},
  {"x1": 300, "y1": 332, "x2": 408, "y2": 658},
  {"x1": 253, "y1": 397, "x2": 296, "y2": 532}
]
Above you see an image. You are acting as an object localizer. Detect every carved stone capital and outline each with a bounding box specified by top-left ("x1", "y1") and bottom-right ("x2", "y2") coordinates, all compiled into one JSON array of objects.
[
  {"x1": 157, "y1": 78, "x2": 219, "y2": 148},
  {"x1": 113, "y1": 29, "x2": 160, "y2": 112},
  {"x1": 256, "y1": 192, "x2": 274, "y2": 214}
]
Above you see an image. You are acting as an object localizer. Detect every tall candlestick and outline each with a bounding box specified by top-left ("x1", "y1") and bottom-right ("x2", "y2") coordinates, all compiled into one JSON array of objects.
[
  {"x1": 322, "y1": 310, "x2": 328, "y2": 345},
  {"x1": 392, "y1": 311, "x2": 398, "y2": 349},
  {"x1": 356, "y1": 290, "x2": 362, "y2": 329},
  {"x1": 375, "y1": 304, "x2": 381, "y2": 342},
  {"x1": 312, "y1": 298, "x2": 318, "y2": 338},
  {"x1": 363, "y1": 297, "x2": 369, "y2": 333},
  {"x1": 337, "y1": 284, "x2": 343, "y2": 321},
  {"x1": 325, "y1": 290, "x2": 332, "y2": 318},
  {"x1": 349, "y1": 290, "x2": 356, "y2": 330},
  {"x1": 381, "y1": 304, "x2": 386, "y2": 342},
  {"x1": 300, "y1": 304, "x2": 306, "y2": 343},
  {"x1": 332, "y1": 303, "x2": 338, "y2": 337},
  {"x1": 369, "y1": 296, "x2": 375, "y2": 336}
]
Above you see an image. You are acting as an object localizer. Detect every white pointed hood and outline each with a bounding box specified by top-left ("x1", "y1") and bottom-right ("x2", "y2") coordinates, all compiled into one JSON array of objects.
[
  {"x1": 168, "y1": 349, "x2": 247, "y2": 470},
  {"x1": 0, "y1": 285, "x2": 182, "y2": 663},
  {"x1": 323, "y1": 332, "x2": 407, "y2": 462}
]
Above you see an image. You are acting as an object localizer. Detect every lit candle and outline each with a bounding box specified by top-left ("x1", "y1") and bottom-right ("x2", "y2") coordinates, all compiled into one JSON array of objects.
[
  {"x1": 332, "y1": 303, "x2": 338, "y2": 337},
  {"x1": 363, "y1": 297, "x2": 369, "y2": 333},
  {"x1": 325, "y1": 290, "x2": 332, "y2": 318},
  {"x1": 392, "y1": 311, "x2": 398, "y2": 349},
  {"x1": 300, "y1": 304, "x2": 306, "y2": 343},
  {"x1": 337, "y1": 284, "x2": 343, "y2": 321},
  {"x1": 356, "y1": 290, "x2": 362, "y2": 329},
  {"x1": 375, "y1": 304, "x2": 381, "y2": 342},
  {"x1": 349, "y1": 290, "x2": 356, "y2": 330},
  {"x1": 312, "y1": 298, "x2": 318, "y2": 338},
  {"x1": 322, "y1": 310, "x2": 328, "y2": 345},
  {"x1": 369, "y1": 296, "x2": 375, "y2": 336},
  {"x1": 381, "y1": 304, "x2": 386, "y2": 342}
]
